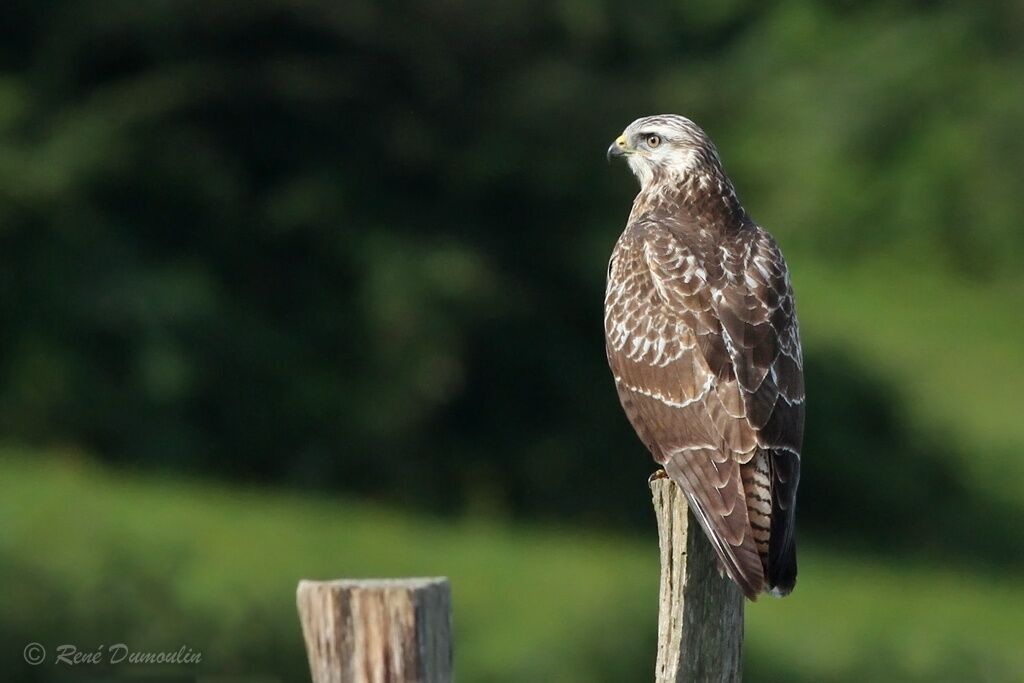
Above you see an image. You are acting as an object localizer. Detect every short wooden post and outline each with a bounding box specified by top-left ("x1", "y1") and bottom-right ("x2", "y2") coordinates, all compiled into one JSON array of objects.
[
  {"x1": 296, "y1": 578, "x2": 452, "y2": 683},
  {"x1": 651, "y1": 476, "x2": 744, "y2": 682}
]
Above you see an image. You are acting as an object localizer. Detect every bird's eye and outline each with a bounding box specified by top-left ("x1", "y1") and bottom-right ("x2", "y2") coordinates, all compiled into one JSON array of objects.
[{"x1": 646, "y1": 134, "x2": 661, "y2": 148}]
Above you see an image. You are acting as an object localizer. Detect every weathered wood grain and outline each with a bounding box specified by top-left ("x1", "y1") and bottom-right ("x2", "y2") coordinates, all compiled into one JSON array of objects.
[
  {"x1": 651, "y1": 475, "x2": 744, "y2": 682},
  {"x1": 297, "y1": 578, "x2": 452, "y2": 683}
]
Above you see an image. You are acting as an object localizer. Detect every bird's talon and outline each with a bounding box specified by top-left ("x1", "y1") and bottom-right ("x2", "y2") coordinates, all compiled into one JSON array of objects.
[{"x1": 648, "y1": 469, "x2": 669, "y2": 485}]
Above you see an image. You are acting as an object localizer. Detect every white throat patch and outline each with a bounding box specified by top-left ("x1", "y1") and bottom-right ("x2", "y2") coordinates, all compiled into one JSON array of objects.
[{"x1": 627, "y1": 147, "x2": 700, "y2": 192}]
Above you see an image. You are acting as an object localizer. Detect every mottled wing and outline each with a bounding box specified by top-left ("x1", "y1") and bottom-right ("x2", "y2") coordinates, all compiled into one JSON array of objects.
[
  {"x1": 605, "y1": 223, "x2": 804, "y2": 598},
  {"x1": 605, "y1": 224, "x2": 765, "y2": 598},
  {"x1": 717, "y1": 228, "x2": 804, "y2": 594}
]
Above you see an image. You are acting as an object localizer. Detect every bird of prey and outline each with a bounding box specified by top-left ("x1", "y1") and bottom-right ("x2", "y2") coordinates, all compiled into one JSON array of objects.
[{"x1": 605, "y1": 114, "x2": 803, "y2": 599}]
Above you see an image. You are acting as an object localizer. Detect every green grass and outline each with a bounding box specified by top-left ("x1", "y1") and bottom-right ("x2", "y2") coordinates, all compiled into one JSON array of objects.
[
  {"x1": 749, "y1": 552, "x2": 1024, "y2": 682},
  {"x1": 3, "y1": 450, "x2": 1023, "y2": 682},
  {"x1": 0, "y1": 449, "x2": 655, "y2": 683}
]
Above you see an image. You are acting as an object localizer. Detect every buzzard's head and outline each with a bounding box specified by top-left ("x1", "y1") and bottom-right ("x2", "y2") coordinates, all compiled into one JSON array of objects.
[{"x1": 608, "y1": 114, "x2": 720, "y2": 190}]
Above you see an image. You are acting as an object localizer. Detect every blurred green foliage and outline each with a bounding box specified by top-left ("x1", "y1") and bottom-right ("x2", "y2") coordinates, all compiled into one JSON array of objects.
[
  {"x1": 1, "y1": 0, "x2": 1022, "y2": 526},
  {"x1": 1, "y1": 0, "x2": 1024, "y2": 680}
]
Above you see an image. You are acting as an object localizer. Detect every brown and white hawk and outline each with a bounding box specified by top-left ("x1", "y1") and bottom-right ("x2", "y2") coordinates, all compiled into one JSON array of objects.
[{"x1": 605, "y1": 114, "x2": 803, "y2": 599}]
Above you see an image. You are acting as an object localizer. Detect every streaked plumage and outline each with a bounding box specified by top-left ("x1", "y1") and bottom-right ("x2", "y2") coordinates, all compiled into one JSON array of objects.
[{"x1": 605, "y1": 115, "x2": 803, "y2": 599}]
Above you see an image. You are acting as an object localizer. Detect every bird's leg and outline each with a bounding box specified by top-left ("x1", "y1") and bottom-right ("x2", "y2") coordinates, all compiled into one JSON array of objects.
[{"x1": 648, "y1": 468, "x2": 669, "y2": 485}]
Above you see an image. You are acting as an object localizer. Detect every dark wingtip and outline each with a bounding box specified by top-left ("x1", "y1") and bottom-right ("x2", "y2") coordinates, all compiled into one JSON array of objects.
[
  {"x1": 767, "y1": 543, "x2": 797, "y2": 597},
  {"x1": 767, "y1": 448, "x2": 799, "y2": 598}
]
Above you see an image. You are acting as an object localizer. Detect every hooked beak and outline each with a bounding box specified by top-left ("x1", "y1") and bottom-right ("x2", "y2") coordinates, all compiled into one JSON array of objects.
[{"x1": 606, "y1": 134, "x2": 629, "y2": 161}]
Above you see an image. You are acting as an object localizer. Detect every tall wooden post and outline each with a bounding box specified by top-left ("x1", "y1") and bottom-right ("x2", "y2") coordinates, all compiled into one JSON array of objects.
[
  {"x1": 651, "y1": 476, "x2": 744, "y2": 683},
  {"x1": 297, "y1": 578, "x2": 452, "y2": 683}
]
